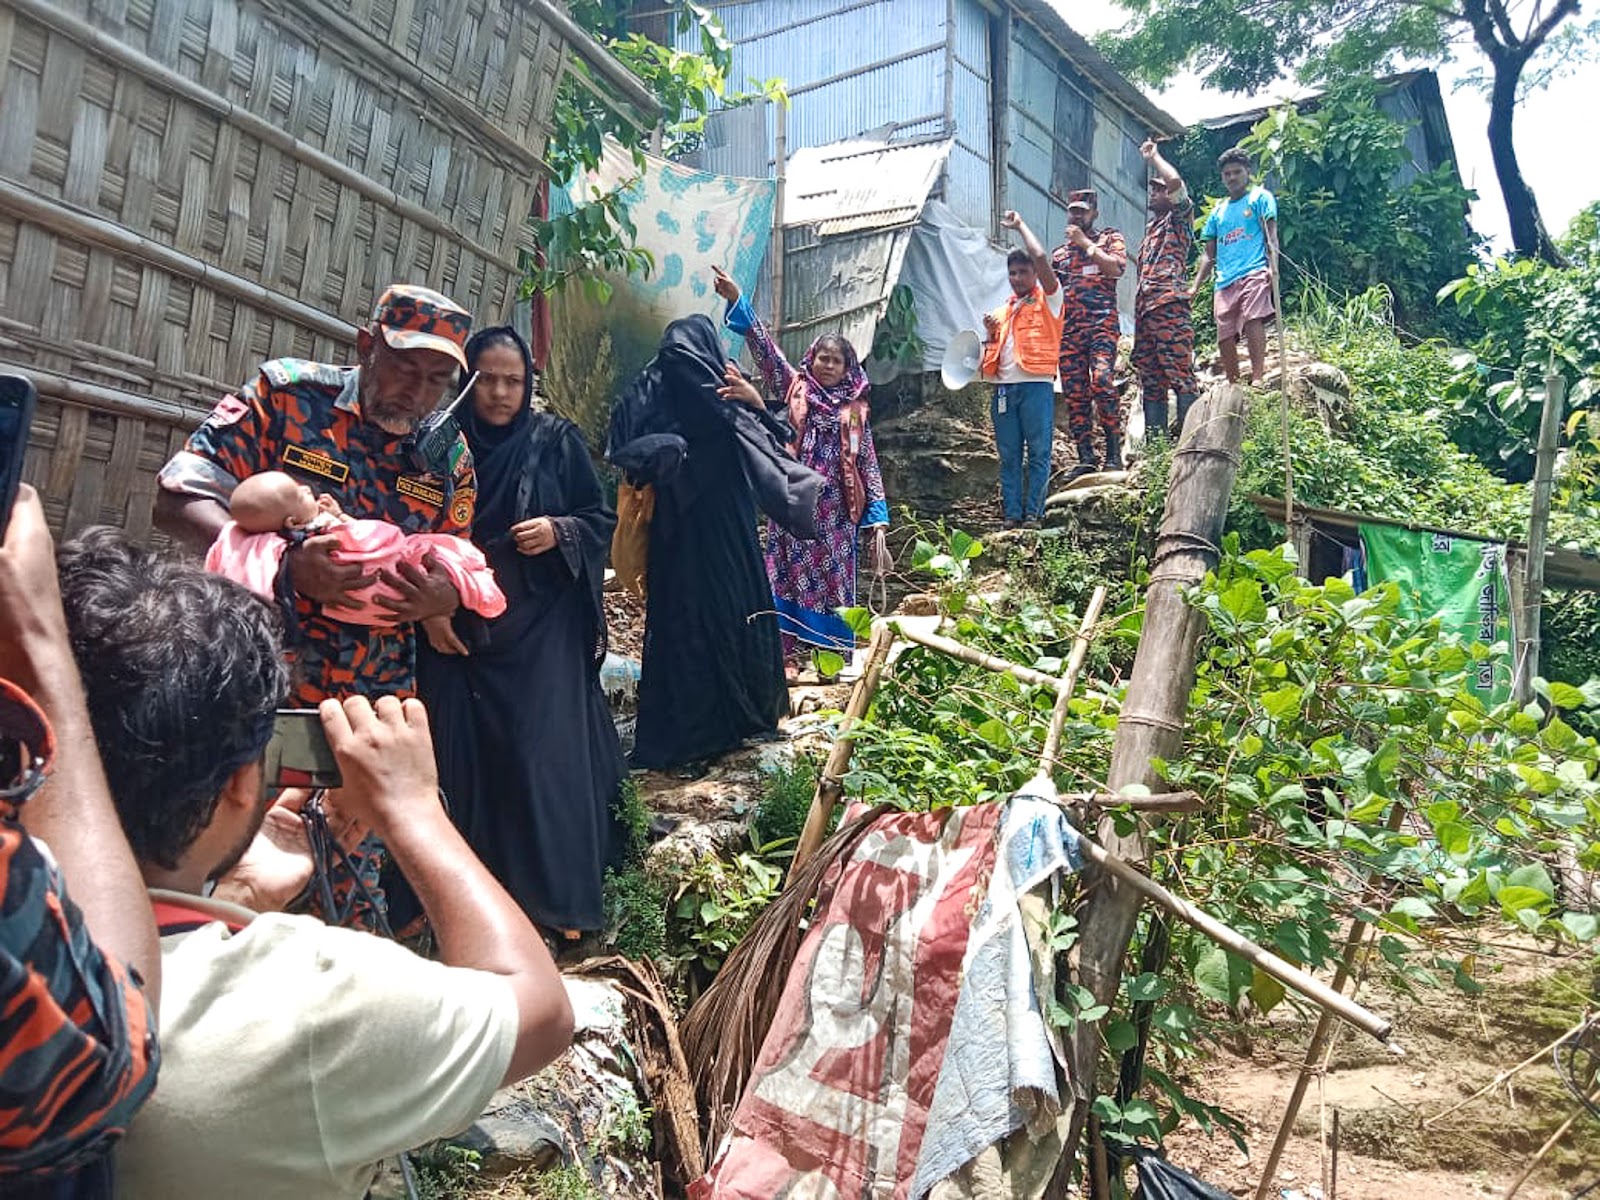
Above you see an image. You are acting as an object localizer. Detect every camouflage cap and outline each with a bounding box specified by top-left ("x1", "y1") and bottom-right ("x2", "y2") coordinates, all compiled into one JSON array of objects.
[
  {"x1": 371, "y1": 284, "x2": 471, "y2": 370},
  {"x1": 1067, "y1": 188, "x2": 1098, "y2": 209}
]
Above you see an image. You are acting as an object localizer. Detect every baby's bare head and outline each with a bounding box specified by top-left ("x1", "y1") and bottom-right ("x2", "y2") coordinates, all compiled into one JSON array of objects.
[{"x1": 230, "y1": 471, "x2": 321, "y2": 533}]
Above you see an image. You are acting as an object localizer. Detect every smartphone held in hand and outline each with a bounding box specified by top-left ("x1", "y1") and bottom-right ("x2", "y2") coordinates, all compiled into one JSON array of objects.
[
  {"x1": 0, "y1": 376, "x2": 39, "y2": 544},
  {"x1": 265, "y1": 709, "x2": 343, "y2": 790}
]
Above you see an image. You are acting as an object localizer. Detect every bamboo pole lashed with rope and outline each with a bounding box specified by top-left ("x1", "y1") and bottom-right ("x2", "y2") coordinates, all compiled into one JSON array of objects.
[{"x1": 790, "y1": 625, "x2": 895, "y2": 871}]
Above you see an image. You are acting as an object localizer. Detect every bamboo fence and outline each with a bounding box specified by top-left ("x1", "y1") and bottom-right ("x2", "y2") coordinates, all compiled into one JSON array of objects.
[{"x1": 0, "y1": 0, "x2": 609, "y2": 536}]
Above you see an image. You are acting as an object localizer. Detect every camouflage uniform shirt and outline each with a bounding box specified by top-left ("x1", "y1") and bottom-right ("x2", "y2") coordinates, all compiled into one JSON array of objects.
[
  {"x1": 0, "y1": 820, "x2": 157, "y2": 1182},
  {"x1": 159, "y1": 360, "x2": 477, "y2": 703}
]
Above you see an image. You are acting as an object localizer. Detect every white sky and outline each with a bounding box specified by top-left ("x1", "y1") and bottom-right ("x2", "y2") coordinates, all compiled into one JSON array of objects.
[{"x1": 1063, "y1": 2, "x2": 1600, "y2": 253}]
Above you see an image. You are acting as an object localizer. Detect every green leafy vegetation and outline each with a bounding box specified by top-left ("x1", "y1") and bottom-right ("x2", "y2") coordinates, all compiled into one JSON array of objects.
[
  {"x1": 666, "y1": 850, "x2": 784, "y2": 996},
  {"x1": 407, "y1": 1144, "x2": 482, "y2": 1200},
  {"x1": 527, "y1": 1163, "x2": 601, "y2": 1200},
  {"x1": 527, "y1": 2, "x2": 785, "y2": 300},
  {"x1": 601, "y1": 777, "x2": 667, "y2": 961},
  {"x1": 751, "y1": 754, "x2": 818, "y2": 849},
  {"x1": 838, "y1": 521, "x2": 1600, "y2": 1149},
  {"x1": 1439, "y1": 207, "x2": 1600, "y2": 479},
  {"x1": 1098, "y1": 0, "x2": 1591, "y2": 262}
]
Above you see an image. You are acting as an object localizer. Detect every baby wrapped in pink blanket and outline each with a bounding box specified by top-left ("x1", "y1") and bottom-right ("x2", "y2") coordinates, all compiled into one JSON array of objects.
[{"x1": 205, "y1": 471, "x2": 506, "y2": 623}]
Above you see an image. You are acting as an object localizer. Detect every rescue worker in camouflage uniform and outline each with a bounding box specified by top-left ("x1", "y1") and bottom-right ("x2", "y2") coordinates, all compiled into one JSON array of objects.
[
  {"x1": 155, "y1": 284, "x2": 478, "y2": 704},
  {"x1": 154, "y1": 284, "x2": 478, "y2": 931},
  {"x1": 1052, "y1": 188, "x2": 1128, "y2": 478},
  {"x1": 1133, "y1": 138, "x2": 1200, "y2": 441}
]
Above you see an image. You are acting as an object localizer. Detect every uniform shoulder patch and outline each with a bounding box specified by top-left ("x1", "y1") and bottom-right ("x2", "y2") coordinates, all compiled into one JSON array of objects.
[
  {"x1": 207, "y1": 391, "x2": 252, "y2": 426},
  {"x1": 260, "y1": 358, "x2": 347, "y2": 392}
]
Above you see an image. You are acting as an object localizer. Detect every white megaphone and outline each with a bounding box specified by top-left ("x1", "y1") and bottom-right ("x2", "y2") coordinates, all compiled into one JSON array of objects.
[{"x1": 941, "y1": 329, "x2": 983, "y2": 391}]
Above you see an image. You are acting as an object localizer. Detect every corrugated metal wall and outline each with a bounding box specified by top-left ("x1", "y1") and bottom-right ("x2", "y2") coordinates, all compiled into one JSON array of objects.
[
  {"x1": 1002, "y1": 22, "x2": 1150, "y2": 325},
  {"x1": 681, "y1": 0, "x2": 1159, "y2": 325},
  {"x1": 944, "y1": 0, "x2": 994, "y2": 229},
  {"x1": 691, "y1": 0, "x2": 949, "y2": 167}
]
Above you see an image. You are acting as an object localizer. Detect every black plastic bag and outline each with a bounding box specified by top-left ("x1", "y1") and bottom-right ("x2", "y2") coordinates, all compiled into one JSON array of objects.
[{"x1": 1129, "y1": 1146, "x2": 1235, "y2": 1200}]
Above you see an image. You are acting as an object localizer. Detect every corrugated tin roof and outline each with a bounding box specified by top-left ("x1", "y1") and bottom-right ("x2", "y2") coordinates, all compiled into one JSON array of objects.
[
  {"x1": 783, "y1": 136, "x2": 953, "y2": 234},
  {"x1": 1007, "y1": 0, "x2": 1183, "y2": 138},
  {"x1": 1196, "y1": 70, "x2": 1435, "y2": 132},
  {"x1": 775, "y1": 135, "x2": 952, "y2": 361}
]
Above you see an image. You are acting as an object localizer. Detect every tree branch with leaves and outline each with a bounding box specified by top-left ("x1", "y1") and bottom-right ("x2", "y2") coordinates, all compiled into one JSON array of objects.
[
  {"x1": 1098, "y1": 0, "x2": 1590, "y2": 264},
  {"x1": 525, "y1": 1, "x2": 785, "y2": 300}
]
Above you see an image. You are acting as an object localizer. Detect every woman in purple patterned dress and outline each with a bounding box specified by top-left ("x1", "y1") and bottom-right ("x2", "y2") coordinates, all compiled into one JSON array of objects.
[{"x1": 712, "y1": 267, "x2": 890, "y2": 673}]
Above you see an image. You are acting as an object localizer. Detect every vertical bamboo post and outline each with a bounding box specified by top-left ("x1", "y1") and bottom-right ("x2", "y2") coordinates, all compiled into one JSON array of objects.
[
  {"x1": 1255, "y1": 800, "x2": 1405, "y2": 1198},
  {"x1": 1056, "y1": 381, "x2": 1255, "y2": 1174},
  {"x1": 1271, "y1": 250, "x2": 1293, "y2": 529},
  {"x1": 1040, "y1": 585, "x2": 1108, "y2": 770},
  {"x1": 1513, "y1": 362, "x2": 1564, "y2": 705},
  {"x1": 770, "y1": 100, "x2": 788, "y2": 334},
  {"x1": 790, "y1": 625, "x2": 894, "y2": 872}
]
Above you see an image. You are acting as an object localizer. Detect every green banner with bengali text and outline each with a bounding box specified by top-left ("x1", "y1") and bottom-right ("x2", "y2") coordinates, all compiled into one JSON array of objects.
[{"x1": 1358, "y1": 523, "x2": 1514, "y2": 705}]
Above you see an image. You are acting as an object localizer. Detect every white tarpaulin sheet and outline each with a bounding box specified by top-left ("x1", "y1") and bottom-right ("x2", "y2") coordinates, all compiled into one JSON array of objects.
[{"x1": 898, "y1": 200, "x2": 1013, "y2": 376}]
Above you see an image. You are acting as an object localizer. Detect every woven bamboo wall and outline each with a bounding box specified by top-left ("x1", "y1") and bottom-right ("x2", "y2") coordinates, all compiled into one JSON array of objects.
[{"x1": 0, "y1": 0, "x2": 572, "y2": 536}]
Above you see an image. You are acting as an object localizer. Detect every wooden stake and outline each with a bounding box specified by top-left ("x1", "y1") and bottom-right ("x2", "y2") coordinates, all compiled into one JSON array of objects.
[
  {"x1": 1272, "y1": 243, "x2": 1293, "y2": 529},
  {"x1": 1330, "y1": 1108, "x2": 1340, "y2": 1200},
  {"x1": 1056, "y1": 382, "x2": 1263, "y2": 1175},
  {"x1": 1255, "y1": 802, "x2": 1406, "y2": 1198},
  {"x1": 1503, "y1": 1086, "x2": 1600, "y2": 1199},
  {"x1": 790, "y1": 625, "x2": 894, "y2": 872},
  {"x1": 1254, "y1": 917, "x2": 1372, "y2": 1199},
  {"x1": 1513, "y1": 362, "x2": 1564, "y2": 705},
  {"x1": 1041, "y1": 585, "x2": 1109, "y2": 770}
]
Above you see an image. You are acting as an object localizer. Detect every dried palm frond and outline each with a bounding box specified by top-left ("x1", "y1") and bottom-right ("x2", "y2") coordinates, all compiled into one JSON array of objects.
[
  {"x1": 568, "y1": 954, "x2": 705, "y2": 1186},
  {"x1": 679, "y1": 805, "x2": 893, "y2": 1159}
]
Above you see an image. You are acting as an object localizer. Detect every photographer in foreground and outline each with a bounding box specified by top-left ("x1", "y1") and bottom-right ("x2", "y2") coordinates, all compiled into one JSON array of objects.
[
  {"x1": 0, "y1": 488, "x2": 160, "y2": 1197},
  {"x1": 55, "y1": 528, "x2": 572, "y2": 1199}
]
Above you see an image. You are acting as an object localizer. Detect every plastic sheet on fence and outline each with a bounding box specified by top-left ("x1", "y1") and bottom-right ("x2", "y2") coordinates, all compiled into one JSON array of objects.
[
  {"x1": 1358, "y1": 523, "x2": 1513, "y2": 704},
  {"x1": 545, "y1": 138, "x2": 776, "y2": 448}
]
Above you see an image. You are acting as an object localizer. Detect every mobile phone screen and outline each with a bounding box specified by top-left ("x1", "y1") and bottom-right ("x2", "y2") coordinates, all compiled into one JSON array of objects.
[
  {"x1": 0, "y1": 376, "x2": 38, "y2": 544},
  {"x1": 264, "y1": 708, "x2": 342, "y2": 790}
]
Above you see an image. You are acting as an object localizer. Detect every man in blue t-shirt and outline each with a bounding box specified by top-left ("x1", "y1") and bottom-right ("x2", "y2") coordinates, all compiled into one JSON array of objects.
[{"x1": 1193, "y1": 146, "x2": 1278, "y2": 385}]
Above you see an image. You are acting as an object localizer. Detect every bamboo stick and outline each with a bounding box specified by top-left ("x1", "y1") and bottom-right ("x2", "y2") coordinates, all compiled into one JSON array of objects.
[
  {"x1": 790, "y1": 625, "x2": 895, "y2": 872},
  {"x1": 1255, "y1": 801, "x2": 1407, "y2": 1198},
  {"x1": 1513, "y1": 363, "x2": 1564, "y2": 705},
  {"x1": 1253, "y1": 917, "x2": 1373, "y2": 1199},
  {"x1": 1080, "y1": 790, "x2": 1202, "y2": 814},
  {"x1": 891, "y1": 621, "x2": 1064, "y2": 691},
  {"x1": 1072, "y1": 832, "x2": 1392, "y2": 1042},
  {"x1": 1059, "y1": 383, "x2": 1279, "y2": 1175},
  {"x1": 1424, "y1": 1017, "x2": 1596, "y2": 1129},
  {"x1": 1041, "y1": 585, "x2": 1108, "y2": 769},
  {"x1": 1502, "y1": 1087, "x2": 1600, "y2": 1199},
  {"x1": 1272, "y1": 243, "x2": 1292, "y2": 527}
]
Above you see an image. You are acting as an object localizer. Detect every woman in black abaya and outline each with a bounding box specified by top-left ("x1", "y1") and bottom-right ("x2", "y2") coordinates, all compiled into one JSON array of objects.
[
  {"x1": 418, "y1": 326, "x2": 624, "y2": 936},
  {"x1": 610, "y1": 315, "x2": 820, "y2": 773}
]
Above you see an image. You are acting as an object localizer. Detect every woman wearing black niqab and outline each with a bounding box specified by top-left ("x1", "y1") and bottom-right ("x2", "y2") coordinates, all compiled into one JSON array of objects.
[
  {"x1": 610, "y1": 315, "x2": 821, "y2": 771},
  {"x1": 418, "y1": 325, "x2": 625, "y2": 934}
]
